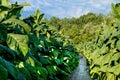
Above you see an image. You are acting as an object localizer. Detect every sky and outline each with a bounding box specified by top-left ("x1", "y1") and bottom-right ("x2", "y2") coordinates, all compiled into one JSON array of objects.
[{"x1": 10, "y1": 0, "x2": 120, "y2": 18}]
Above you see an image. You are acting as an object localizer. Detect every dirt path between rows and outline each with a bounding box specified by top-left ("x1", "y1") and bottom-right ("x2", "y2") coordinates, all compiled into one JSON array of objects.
[{"x1": 70, "y1": 54, "x2": 92, "y2": 80}]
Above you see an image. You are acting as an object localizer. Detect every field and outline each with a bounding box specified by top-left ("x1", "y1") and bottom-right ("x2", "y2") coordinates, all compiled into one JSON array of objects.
[{"x1": 0, "y1": 0, "x2": 120, "y2": 80}]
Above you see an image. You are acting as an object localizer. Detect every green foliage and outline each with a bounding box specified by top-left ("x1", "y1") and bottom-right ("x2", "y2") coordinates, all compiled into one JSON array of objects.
[
  {"x1": 0, "y1": 0, "x2": 10, "y2": 5},
  {"x1": 0, "y1": 57, "x2": 18, "y2": 80},
  {"x1": 77, "y1": 3, "x2": 120, "y2": 80},
  {"x1": 112, "y1": 3, "x2": 120, "y2": 19},
  {"x1": 44, "y1": 12, "x2": 105, "y2": 46},
  {"x1": 7, "y1": 33, "x2": 28, "y2": 56},
  {"x1": 44, "y1": 2, "x2": 120, "y2": 80},
  {"x1": 0, "y1": 0, "x2": 79, "y2": 80}
]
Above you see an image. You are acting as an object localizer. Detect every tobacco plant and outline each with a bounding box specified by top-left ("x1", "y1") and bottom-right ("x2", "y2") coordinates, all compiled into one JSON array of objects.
[
  {"x1": 77, "y1": 3, "x2": 120, "y2": 80},
  {"x1": 0, "y1": 0, "x2": 79, "y2": 80}
]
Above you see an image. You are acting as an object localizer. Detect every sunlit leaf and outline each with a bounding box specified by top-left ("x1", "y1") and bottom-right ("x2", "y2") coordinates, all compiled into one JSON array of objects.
[
  {"x1": 7, "y1": 33, "x2": 28, "y2": 56},
  {"x1": 106, "y1": 73, "x2": 115, "y2": 80},
  {"x1": 111, "y1": 52, "x2": 120, "y2": 61},
  {"x1": 26, "y1": 57, "x2": 35, "y2": 66},
  {"x1": 108, "y1": 64, "x2": 120, "y2": 75},
  {"x1": 20, "y1": 2, "x2": 31, "y2": 6},
  {"x1": 3, "y1": 18, "x2": 31, "y2": 33},
  {"x1": 0, "y1": 0, "x2": 9, "y2": 5}
]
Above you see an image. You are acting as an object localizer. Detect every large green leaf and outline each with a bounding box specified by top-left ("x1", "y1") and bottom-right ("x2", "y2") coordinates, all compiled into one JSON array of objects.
[
  {"x1": 3, "y1": 18, "x2": 31, "y2": 33},
  {"x1": 111, "y1": 52, "x2": 120, "y2": 61},
  {"x1": 0, "y1": 5, "x2": 9, "y2": 21},
  {"x1": 0, "y1": 1, "x2": 80, "y2": 80},
  {"x1": 0, "y1": 0, "x2": 9, "y2": 5},
  {"x1": 106, "y1": 72, "x2": 115, "y2": 80},
  {"x1": 100, "y1": 53, "x2": 112, "y2": 65},
  {"x1": 108, "y1": 64, "x2": 120, "y2": 75},
  {"x1": 0, "y1": 64, "x2": 8, "y2": 80},
  {"x1": 99, "y1": 65, "x2": 108, "y2": 72},
  {"x1": 7, "y1": 6, "x2": 23, "y2": 18},
  {"x1": 32, "y1": 9, "x2": 44, "y2": 24},
  {"x1": 0, "y1": 57, "x2": 18, "y2": 80},
  {"x1": 7, "y1": 33, "x2": 28, "y2": 56}
]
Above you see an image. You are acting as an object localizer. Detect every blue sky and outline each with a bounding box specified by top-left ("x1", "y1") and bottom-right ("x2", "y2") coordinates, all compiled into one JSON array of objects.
[{"x1": 10, "y1": 0, "x2": 119, "y2": 18}]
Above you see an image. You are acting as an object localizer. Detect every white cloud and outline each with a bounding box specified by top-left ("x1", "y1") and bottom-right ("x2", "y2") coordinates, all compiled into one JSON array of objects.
[
  {"x1": 88, "y1": 0, "x2": 119, "y2": 10},
  {"x1": 74, "y1": 7, "x2": 90, "y2": 17},
  {"x1": 11, "y1": 0, "x2": 119, "y2": 18},
  {"x1": 88, "y1": 0, "x2": 107, "y2": 10}
]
